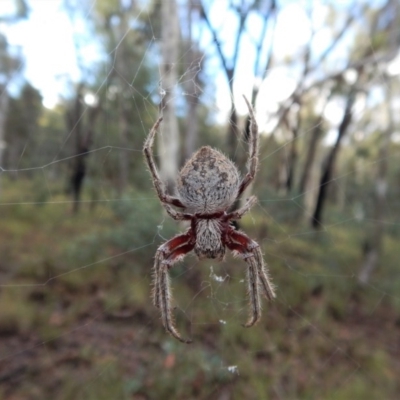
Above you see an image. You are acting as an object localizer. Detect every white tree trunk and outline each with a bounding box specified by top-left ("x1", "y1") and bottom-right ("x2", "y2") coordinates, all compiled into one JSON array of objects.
[
  {"x1": 183, "y1": 1, "x2": 201, "y2": 161},
  {"x1": 159, "y1": 0, "x2": 180, "y2": 192}
]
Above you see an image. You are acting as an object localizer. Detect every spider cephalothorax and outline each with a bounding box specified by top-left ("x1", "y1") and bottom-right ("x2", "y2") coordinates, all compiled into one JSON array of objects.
[{"x1": 143, "y1": 95, "x2": 276, "y2": 343}]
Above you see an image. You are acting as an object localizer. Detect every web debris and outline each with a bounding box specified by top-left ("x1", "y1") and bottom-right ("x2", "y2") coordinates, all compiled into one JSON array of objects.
[
  {"x1": 209, "y1": 266, "x2": 229, "y2": 283},
  {"x1": 227, "y1": 365, "x2": 239, "y2": 375}
]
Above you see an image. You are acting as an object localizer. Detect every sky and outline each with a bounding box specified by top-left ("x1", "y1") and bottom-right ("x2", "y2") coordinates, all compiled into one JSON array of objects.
[
  {"x1": 2, "y1": 0, "x2": 100, "y2": 108},
  {"x1": 2, "y1": 0, "x2": 400, "y2": 132},
  {"x1": 3, "y1": 0, "x2": 78, "y2": 107},
  {"x1": 2, "y1": 0, "x2": 318, "y2": 112}
]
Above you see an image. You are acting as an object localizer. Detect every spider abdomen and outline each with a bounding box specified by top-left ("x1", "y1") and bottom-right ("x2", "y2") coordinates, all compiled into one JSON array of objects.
[
  {"x1": 194, "y1": 219, "x2": 225, "y2": 260},
  {"x1": 177, "y1": 146, "x2": 240, "y2": 213}
]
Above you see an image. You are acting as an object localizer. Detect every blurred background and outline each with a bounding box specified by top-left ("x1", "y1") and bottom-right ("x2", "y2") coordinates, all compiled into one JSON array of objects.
[{"x1": 0, "y1": 0, "x2": 400, "y2": 399}]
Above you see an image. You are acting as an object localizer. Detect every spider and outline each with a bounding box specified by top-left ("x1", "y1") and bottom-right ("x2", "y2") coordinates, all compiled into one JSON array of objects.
[{"x1": 143, "y1": 95, "x2": 276, "y2": 343}]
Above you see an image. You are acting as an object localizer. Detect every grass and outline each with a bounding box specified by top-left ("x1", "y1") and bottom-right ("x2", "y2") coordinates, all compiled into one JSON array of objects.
[{"x1": 0, "y1": 179, "x2": 399, "y2": 399}]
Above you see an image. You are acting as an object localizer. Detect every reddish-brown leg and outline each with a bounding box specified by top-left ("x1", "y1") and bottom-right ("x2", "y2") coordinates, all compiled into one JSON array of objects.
[
  {"x1": 226, "y1": 229, "x2": 275, "y2": 327},
  {"x1": 153, "y1": 231, "x2": 195, "y2": 343}
]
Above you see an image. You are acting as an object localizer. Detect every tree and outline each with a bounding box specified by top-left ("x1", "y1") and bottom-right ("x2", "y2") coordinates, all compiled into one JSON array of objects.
[
  {"x1": 311, "y1": 79, "x2": 359, "y2": 228},
  {"x1": 358, "y1": 0, "x2": 400, "y2": 282},
  {"x1": 182, "y1": 0, "x2": 204, "y2": 161},
  {"x1": 66, "y1": 84, "x2": 101, "y2": 213},
  {"x1": 158, "y1": 0, "x2": 180, "y2": 192},
  {"x1": 4, "y1": 83, "x2": 43, "y2": 175},
  {"x1": 310, "y1": 0, "x2": 400, "y2": 227},
  {"x1": 358, "y1": 82, "x2": 394, "y2": 284},
  {"x1": 0, "y1": 0, "x2": 28, "y2": 193},
  {"x1": 0, "y1": 92, "x2": 8, "y2": 192},
  {"x1": 199, "y1": 0, "x2": 276, "y2": 160}
]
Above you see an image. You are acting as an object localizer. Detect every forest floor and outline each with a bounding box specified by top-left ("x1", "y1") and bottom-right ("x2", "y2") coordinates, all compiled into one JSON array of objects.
[{"x1": 0, "y1": 182, "x2": 399, "y2": 400}]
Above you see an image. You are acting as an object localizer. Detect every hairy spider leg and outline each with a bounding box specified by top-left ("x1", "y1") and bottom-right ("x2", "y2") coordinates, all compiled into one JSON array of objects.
[
  {"x1": 238, "y1": 95, "x2": 259, "y2": 196},
  {"x1": 143, "y1": 116, "x2": 185, "y2": 209},
  {"x1": 225, "y1": 195, "x2": 257, "y2": 221},
  {"x1": 226, "y1": 229, "x2": 276, "y2": 327},
  {"x1": 153, "y1": 231, "x2": 193, "y2": 308},
  {"x1": 228, "y1": 242, "x2": 261, "y2": 327},
  {"x1": 153, "y1": 232, "x2": 195, "y2": 343},
  {"x1": 164, "y1": 204, "x2": 192, "y2": 221},
  {"x1": 228, "y1": 229, "x2": 276, "y2": 300}
]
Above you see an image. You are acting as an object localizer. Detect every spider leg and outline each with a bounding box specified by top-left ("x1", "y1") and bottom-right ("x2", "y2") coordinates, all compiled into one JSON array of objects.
[
  {"x1": 143, "y1": 116, "x2": 185, "y2": 209},
  {"x1": 153, "y1": 231, "x2": 192, "y2": 308},
  {"x1": 229, "y1": 229, "x2": 276, "y2": 300},
  {"x1": 225, "y1": 196, "x2": 257, "y2": 221},
  {"x1": 153, "y1": 232, "x2": 195, "y2": 343},
  {"x1": 226, "y1": 229, "x2": 275, "y2": 327},
  {"x1": 238, "y1": 95, "x2": 259, "y2": 196},
  {"x1": 232, "y1": 243, "x2": 261, "y2": 327},
  {"x1": 164, "y1": 204, "x2": 192, "y2": 221}
]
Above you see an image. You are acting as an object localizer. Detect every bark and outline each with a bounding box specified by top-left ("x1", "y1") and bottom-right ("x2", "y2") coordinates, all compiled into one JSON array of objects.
[
  {"x1": 311, "y1": 88, "x2": 357, "y2": 228},
  {"x1": 159, "y1": 0, "x2": 180, "y2": 192}
]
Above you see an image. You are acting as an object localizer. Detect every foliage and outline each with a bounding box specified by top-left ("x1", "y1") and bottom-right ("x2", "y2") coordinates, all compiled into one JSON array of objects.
[
  {"x1": 0, "y1": 182, "x2": 400, "y2": 399},
  {"x1": 65, "y1": 188, "x2": 179, "y2": 268},
  {"x1": 4, "y1": 83, "x2": 43, "y2": 169}
]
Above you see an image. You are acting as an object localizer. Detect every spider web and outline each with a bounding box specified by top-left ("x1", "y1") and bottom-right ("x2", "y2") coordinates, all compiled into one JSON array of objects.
[{"x1": 0, "y1": 0, "x2": 400, "y2": 399}]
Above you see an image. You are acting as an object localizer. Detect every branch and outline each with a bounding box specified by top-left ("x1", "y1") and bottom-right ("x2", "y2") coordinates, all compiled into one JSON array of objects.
[
  {"x1": 253, "y1": 0, "x2": 277, "y2": 85},
  {"x1": 317, "y1": 12, "x2": 356, "y2": 66},
  {"x1": 199, "y1": 1, "x2": 231, "y2": 79}
]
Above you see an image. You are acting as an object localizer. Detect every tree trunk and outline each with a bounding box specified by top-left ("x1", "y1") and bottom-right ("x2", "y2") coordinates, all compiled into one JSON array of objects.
[
  {"x1": 285, "y1": 126, "x2": 299, "y2": 192},
  {"x1": 118, "y1": 100, "x2": 129, "y2": 192},
  {"x1": 159, "y1": 0, "x2": 180, "y2": 192},
  {"x1": 225, "y1": 69, "x2": 238, "y2": 160},
  {"x1": 114, "y1": 7, "x2": 131, "y2": 194},
  {"x1": 281, "y1": 97, "x2": 304, "y2": 194},
  {"x1": 311, "y1": 89, "x2": 356, "y2": 228},
  {"x1": 359, "y1": 173, "x2": 387, "y2": 282},
  {"x1": 183, "y1": 1, "x2": 201, "y2": 162},
  {"x1": 358, "y1": 85, "x2": 393, "y2": 284},
  {"x1": 299, "y1": 116, "x2": 323, "y2": 195},
  {"x1": 0, "y1": 88, "x2": 9, "y2": 195},
  {"x1": 68, "y1": 84, "x2": 100, "y2": 213},
  {"x1": 184, "y1": 86, "x2": 199, "y2": 162},
  {"x1": 227, "y1": 103, "x2": 239, "y2": 160},
  {"x1": 68, "y1": 85, "x2": 83, "y2": 213}
]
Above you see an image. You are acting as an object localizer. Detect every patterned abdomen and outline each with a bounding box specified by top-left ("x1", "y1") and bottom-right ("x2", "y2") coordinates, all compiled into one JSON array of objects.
[{"x1": 177, "y1": 146, "x2": 240, "y2": 213}]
